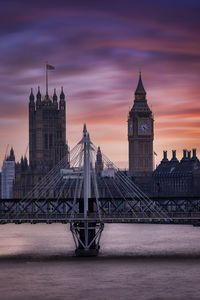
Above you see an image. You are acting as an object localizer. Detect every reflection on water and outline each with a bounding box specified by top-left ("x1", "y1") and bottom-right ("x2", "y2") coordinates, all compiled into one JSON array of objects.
[{"x1": 0, "y1": 224, "x2": 200, "y2": 299}]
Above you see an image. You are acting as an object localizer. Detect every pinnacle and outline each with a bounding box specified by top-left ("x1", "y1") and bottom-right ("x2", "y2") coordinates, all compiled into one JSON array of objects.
[
  {"x1": 135, "y1": 72, "x2": 146, "y2": 95},
  {"x1": 83, "y1": 123, "x2": 87, "y2": 136}
]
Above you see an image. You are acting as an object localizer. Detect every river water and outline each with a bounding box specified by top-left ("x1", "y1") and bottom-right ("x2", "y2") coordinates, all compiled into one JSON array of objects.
[{"x1": 0, "y1": 223, "x2": 200, "y2": 299}]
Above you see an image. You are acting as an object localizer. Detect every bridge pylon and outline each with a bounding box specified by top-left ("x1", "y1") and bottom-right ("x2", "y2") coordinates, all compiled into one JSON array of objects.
[{"x1": 70, "y1": 125, "x2": 104, "y2": 256}]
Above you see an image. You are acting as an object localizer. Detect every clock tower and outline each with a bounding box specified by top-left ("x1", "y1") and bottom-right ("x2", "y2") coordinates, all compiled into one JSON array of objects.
[{"x1": 128, "y1": 73, "x2": 154, "y2": 174}]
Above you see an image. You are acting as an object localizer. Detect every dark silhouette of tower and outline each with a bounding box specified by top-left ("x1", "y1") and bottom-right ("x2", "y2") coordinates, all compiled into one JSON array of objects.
[
  {"x1": 29, "y1": 87, "x2": 69, "y2": 170},
  {"x1": 128, "y1": 73, "x2": 154, "y2": 174},
  {"x1": 95, "y1": 146, "x2": 104, "y2": 175},
  {"x1": 8, "y1": 147, "x2": 15, "y2": 161}
]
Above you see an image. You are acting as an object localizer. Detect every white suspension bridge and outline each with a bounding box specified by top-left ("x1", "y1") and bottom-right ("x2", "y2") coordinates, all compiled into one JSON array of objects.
[{"x1": 1, "y1": 125, "x2": 200, "y2": 256}]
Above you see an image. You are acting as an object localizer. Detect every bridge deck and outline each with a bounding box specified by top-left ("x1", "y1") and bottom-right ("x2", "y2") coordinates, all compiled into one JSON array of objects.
[
  {"x1": 1, "y1": 198, "x2": 200, "y2": 225},
  {"x1": 1, "y1": 212, "x2": 200, "y2": 224}
]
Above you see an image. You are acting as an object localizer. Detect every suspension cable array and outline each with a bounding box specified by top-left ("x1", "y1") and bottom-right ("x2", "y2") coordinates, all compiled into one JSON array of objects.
[{"x1": 15, "y1": 124, "x2": 168, "y2": 222}]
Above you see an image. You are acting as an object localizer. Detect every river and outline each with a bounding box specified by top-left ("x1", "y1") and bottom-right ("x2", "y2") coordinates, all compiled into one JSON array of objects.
[{"x1": 0, "y1": 223, "x2": 200, "y2": 299}]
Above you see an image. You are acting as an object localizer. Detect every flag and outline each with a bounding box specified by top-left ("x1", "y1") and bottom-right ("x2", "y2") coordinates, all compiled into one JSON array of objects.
[
  {"x1": 46, "y1": 64, "x2": 55, "y2": 70},
  {"x1": 154, "y1": 152, "x2": 157, "y2": 156}
]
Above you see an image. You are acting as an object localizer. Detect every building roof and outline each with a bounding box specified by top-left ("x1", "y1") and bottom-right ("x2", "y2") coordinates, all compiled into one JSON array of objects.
[
  {"x1": 153, "y1": 158, "x2": 200, "y2": 178},
  {"x1": 135, "y1": 72, "x2": 146, "y2": 95}
]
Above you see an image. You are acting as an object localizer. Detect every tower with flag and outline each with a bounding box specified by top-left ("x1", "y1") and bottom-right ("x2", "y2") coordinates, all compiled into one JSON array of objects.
[
  {"x1": 13, "y1": 64, "x2": 69, "y2": 198},
  {"x1": 29, "y1": 64, "x2": 69, "y2": 170}
]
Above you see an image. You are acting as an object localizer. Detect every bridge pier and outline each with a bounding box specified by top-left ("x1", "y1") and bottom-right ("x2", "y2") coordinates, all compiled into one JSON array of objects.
[{"x1": 70, "y1": 221, "x2": 104, "y2": 256}]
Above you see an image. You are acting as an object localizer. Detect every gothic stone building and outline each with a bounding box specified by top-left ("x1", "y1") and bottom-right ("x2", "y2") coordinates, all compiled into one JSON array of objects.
[
  {"x1": 152, "y1": 149, "x2": 200, "y2": 197},
  {"x1": 128, "y1": 74, "x2": 200, "y2": 197},
  {"x1": 128, "y1": 73, "x2": 154, "y2": 175},
  {"x1": 13, "y1": 87, "x2": 69, "y2": 198}
]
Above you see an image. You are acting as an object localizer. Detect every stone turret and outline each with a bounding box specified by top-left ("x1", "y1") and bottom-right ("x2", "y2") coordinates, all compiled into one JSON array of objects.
[
  {"x1": 29, "y1": 88, "x2": 35, "y2": 111},
  {"x1": 29, "y1": 88, "x2": 34, "y2": 103},
  {"x1": 36, "y1": 86, "x2": 41, "y2": 107},
  {"x1": 53, "y1": 88, "x2": 58, "y2": 106},
  {"x1": 95, "y1": 146, "x2": 104, "y2": 175},
  {"x1": 8, "y1": 147, "x2": 15, "y2": 161},
  {"x1": 59, "y1": 86, "x2": 65, "y2": 110}
]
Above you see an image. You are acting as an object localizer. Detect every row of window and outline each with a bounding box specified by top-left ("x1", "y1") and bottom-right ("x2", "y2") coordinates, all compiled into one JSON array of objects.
[
  {"x1": 154, "y1": 179, "x2": 191, "y2": 192},
  {"x1": 44, "y1": 132, "x2": 63, "y2": 149},
  {"x1": 138, "y1": 142, "x2": 151, "y2": 154}
]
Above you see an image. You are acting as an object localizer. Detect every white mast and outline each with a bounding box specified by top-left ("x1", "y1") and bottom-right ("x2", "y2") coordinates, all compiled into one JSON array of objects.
[{"x1": 83, "y1": 124, "x2": 91, "y2": 218}]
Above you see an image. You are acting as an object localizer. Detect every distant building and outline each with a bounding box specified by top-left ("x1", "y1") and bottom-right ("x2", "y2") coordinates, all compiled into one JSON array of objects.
[
  {"x1": 1, "y1": 148, "x2": 15, "y2": 199},
  {"x1": 128, "y1": 73, "x2": 154, "y2": 175},
  {"x1": 29, "y1": 86, "x2": 68, "y2": 169},
  {"x1": 95, "y1": 147, "x2": 104, "y2": 175},
  {"x1": 13, "y1": 87, "x2": 69, "y2": 198},
  {"x1": 153, "y1": 149, "x2": 200, "y2": 197}
]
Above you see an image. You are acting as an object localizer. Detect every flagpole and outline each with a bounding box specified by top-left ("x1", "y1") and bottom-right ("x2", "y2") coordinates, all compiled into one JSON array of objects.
[
  {"x1": 46, "y1": 63, "x2": 48, "y2": 96},
  {"x1": 45, "y1": 63, "x2": 55, "y2": 97}
]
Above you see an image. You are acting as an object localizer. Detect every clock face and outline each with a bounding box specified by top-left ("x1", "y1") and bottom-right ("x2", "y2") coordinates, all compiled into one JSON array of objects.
[{"x1": 139, "y1": 122, "x2": 150, "y2": 134}]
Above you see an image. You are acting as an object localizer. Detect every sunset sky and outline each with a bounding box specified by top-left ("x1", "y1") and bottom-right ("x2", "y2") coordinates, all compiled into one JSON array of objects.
[{"x1": 0, "y1": 0, "x2": 200, "y2": 168}]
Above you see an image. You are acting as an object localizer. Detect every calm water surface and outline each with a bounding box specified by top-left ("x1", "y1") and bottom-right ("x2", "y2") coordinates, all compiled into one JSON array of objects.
[{"x1": 0, "y1": 223, "x2": 200, "y2": 299}]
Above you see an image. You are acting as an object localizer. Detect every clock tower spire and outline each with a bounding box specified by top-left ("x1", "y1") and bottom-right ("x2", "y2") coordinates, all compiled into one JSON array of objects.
[
  {"x1": 135, "y1": 72, "x2": 146, "y2": 98},
  {"x1": 128, "y1": 73, "x2": 154, "y2": 174}
]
